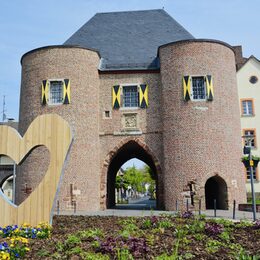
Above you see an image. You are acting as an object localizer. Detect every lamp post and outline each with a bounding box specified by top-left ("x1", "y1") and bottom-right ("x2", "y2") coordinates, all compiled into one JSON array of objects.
[{"x1": 243, "y1": 136, "x2": 257, "y2": 221}]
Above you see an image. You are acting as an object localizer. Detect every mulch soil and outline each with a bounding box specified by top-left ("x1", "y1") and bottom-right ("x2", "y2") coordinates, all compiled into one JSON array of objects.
[{"x1": 5, "y1": 215, "x2": 260, "y2": 259}]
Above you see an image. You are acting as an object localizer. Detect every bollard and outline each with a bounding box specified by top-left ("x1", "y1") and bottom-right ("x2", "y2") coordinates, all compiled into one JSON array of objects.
[
  {"x1": 73, "y1": 201, "x2": 76, "y2": 214},
  {"x1": 199, "y1": 199, "x2": 201, "y2": 215},
  {"x1": 214, "y1": 199, "x2": 217, "y2": 217},
  {"x1": 176, "y1": 200, "x2": 178, "y2": 211},
  {"x1": 57, "y1": 200, "x2": 60, "y2": 215},
  {"x1": 186, "y1": 199, "x2": 189, "y2": 212},
  {"x1": 233, "y1": 200, "x2": 236, "y2": 220}
]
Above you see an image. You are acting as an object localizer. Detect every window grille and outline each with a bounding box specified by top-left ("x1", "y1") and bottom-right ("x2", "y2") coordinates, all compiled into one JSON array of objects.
[
  {"x1": 191, "y1": 77, "x2": 206, "y2": 100},
  {"x1": 123, "y1": 85, "x2": 138, "y2": 107},
  {"x1": 246, "y1": 167, "x2": 257, "y2": 180},
  {"x1": 49, "y1": 81, "x2": 63, "y2": 104},
  {"x1": 244, "y1": 130, "x2": 255, "y2": 148}
]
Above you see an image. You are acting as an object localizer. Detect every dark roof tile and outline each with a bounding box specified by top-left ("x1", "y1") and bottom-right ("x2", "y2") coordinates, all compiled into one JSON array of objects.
[{"x1": 64, "y1": 9, "x2": 194, "y2": 70}]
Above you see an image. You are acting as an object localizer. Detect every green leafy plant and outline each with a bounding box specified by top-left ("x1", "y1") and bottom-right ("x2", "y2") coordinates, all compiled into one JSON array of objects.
[
  {"x1": 67, "y1": 246, "x2": 83, "y2": 256},
  {"x1": 205, "y1": 239, "x2": 223, "y2": 253},
  {"x1": 116, "y1": 248, "x2": 134, "y2": 260},
  {"x1": 36, "y1": 248, "x2": 51, "y2": 257},
  {"x1": 78, "y1": 228, "x2": 104, "y2": 240},
  {"x1": 64, "y1": 234, "x2": 81, "y2": 249}
]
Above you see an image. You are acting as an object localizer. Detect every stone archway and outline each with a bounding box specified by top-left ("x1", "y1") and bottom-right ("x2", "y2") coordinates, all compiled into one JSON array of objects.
[
  {"x1": 100, "y1": 138, "x2": 164, "y2": 210},
  {"x1": 205, "y1": 175, "x2": 228, "y2": 210}
]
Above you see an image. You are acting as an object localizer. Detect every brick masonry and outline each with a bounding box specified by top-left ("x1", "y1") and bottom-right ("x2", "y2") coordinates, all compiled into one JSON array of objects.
[
  {"x1": 16, "y1": 41, "x2": 247, "y2": 211},
  {"x1": 159, "y1": 40, "x2": 247, "y2": 209}
]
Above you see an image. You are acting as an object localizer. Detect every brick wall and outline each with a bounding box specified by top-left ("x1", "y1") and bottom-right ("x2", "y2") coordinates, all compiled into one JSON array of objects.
[{"x1": 159, "y1": 40, "x2": 247, "y2": 210}]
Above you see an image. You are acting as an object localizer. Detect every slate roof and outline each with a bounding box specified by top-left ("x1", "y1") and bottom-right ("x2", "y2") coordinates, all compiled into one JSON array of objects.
[{"x1": 64, "y1": 9, "x2": 194, "y2": 71}]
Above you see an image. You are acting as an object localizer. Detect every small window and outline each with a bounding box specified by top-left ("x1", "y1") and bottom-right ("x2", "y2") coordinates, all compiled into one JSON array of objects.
[
  {"x1": 249, "y1": 75, "x2": 258, "y2": 84},
  {"x1": 105, "y1": 111, "x2": 110, "y2": 118},
  {"x1": 191, "y1": 77, "x2": 206, "y2": 100},
  {"x1": 246, "y1": 167, "x2": 257, "y2": 181},
  {"x1": 241, "y1": 100, "x2": 254, "y2": 116},
  {"x1": 49, "y1": 81, "x2": 63, "y2": 104},
  {"x1": 244, "y1": 129, "x2": 256, "y2": 148},
  {"x1": 122, "y1": 85, "x2": 139, "y2": 107}
]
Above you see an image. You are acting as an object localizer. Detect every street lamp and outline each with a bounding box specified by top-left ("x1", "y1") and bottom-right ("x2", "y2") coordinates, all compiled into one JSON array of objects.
[{"x1": 242, "y1": 135, "x2": 257, "y2": 221}]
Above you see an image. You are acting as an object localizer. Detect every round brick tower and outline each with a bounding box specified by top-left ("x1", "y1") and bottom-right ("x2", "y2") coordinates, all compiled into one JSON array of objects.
[
  {"x1": 159, "y1": 39, "x2": 246, "y2": 210},
  {"x1": 17, "y1": 46, "x2": 101, "y2": 210}
]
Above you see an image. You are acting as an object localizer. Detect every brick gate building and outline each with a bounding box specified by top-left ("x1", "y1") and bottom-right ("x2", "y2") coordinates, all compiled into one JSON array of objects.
[{"x1": 16, "y1": 9, "x2": 246, "y2": 211}]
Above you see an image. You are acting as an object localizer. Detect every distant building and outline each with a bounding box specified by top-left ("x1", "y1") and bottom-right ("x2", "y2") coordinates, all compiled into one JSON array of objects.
[
  {"x1": 237, "y1": 52, "x2": 260, "y2": 198},
  {"x1": 0, "y1": 121, "x2": 17, "y2": 202},
  {"x1": 0, "y1": 156, "x2": 15, "y2": 202}
]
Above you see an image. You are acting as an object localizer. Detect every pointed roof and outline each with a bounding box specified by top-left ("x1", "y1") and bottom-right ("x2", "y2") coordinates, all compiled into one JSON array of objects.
[
  {"x1": 64, "y1": 9, "x2": 194, "y2": 70},
  {"x1": 237, "y1": 55, "x2": 260, "y2": 72}
]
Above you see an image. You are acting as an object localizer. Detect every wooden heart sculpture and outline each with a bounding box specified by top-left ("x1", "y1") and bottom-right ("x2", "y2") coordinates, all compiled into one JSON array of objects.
[{"x1": 0, "y1": 114, "x2": 72, "y2": 226}]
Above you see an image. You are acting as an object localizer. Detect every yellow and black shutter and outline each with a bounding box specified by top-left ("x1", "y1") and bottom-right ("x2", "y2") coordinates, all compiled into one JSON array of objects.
[
  {"x1": 183, "y1": 76, "x2": 191, "y2": 101},
  {"x1": 205, "y1": 75, "x2": 214, "y2": 101},
  {"x1": 41, "y1": 80, "x2": 49, "y2": 105},
  {"x1": 112, "y1": 85, "x2": 120, "y2": 109},
  {"x1": 63, "y1": 79, "x2": 71, "y2": 104},
  {"x1": 139, "y1": 84, "x2": 148, "y2": 108}
]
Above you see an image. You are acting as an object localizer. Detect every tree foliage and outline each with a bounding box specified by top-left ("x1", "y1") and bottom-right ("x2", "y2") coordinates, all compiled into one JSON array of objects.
[{"x1": 116, "y1": 164, "x2": 156, "y2": 196}]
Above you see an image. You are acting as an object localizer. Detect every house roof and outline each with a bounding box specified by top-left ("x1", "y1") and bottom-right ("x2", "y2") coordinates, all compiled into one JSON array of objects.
[
  {"x1": 64, "y1": 9, "x2": 194, "y2": 71},
  {"x1": 237, "y1": 55, "x2": 260, "y2": 72}
]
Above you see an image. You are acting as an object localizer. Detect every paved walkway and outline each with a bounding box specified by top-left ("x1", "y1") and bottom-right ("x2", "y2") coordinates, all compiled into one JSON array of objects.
[
  {"x1": 56, "y1": 197, "x2": 260, "y2": 221},
  {"x1": 56, "y1": 209, "x2": 260, "y2": 221}
]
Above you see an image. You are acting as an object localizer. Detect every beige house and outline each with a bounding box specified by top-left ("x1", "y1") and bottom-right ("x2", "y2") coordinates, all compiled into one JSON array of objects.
[
  {"x1": 0, "y1": 155, "x2": 15, "y2": 202},
  {"x1": 237, "y1": 55, "x2": 260, "y2": 196}
]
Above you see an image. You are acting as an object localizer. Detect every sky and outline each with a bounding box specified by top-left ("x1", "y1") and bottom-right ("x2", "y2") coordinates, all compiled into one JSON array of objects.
[{"x1": 0, "y1": 0, "x2": 259, "y2": 121}]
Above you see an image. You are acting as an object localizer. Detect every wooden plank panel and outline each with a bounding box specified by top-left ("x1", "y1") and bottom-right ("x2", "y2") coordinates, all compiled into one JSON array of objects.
[{"x1": 0, "y1": 114, "x2": 72, "y2": 226}]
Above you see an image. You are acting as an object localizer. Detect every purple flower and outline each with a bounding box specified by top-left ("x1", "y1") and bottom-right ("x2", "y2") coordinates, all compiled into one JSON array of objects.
[
  {"x1": 205, "y1": 222, "x2": 224, "y2": 236},
  {"x1": 182, "y1": 211, "x2": 194, "y2": 219},
  {"x1": 254, "y1": 219, "x2": 260, "y2": 229}
]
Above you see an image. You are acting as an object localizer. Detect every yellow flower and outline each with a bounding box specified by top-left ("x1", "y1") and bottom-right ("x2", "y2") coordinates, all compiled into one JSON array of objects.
[
  {"x1": 22, "y1": 223, "x2": 30, "y2": 228},
  {"x1": 0, "y1": 251, "x2": 10, "y2": 260},
  {"x1": 25, "y1": 247, "x2": 30, "y2": 251}
]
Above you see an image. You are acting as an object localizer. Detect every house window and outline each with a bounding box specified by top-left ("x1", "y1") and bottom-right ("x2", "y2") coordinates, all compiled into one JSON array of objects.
[
  {"x1": 249, "y1": 75, "x2": 258, "y2": 84},
  {"x1": 244, "y1": 129, "x2": 256, "y2": 148},
  {"x1": 241, "y1": 100, "x2": 253, "y2": 116},
  {"x1": 122, "y1": 85, "x2": 139, "y2": 107},
  {"x1": 49, "y1": 81, "x2": 63, "y2": 104},
  {"x1": 246, "y1": 167, "x2": 257, "y2": 181},
  {"x1": 191, "y1": 77, "x2": 206, "y2": 100}
]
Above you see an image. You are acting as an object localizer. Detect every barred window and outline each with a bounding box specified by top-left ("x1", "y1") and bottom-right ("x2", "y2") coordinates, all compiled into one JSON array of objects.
[
  {"x1": 246, "y1": 167, "x2": 257, "y2": 181},
  {"x1": 244, "y1": 130, "x2": 256, "y2": 148},
  {"x1": 191, "y1": 77, "x2": 206, "y2": 100},
  {"x1": 242, "y1": 100, "x2": 253, "y2": 116},
  {"x1": 49, "y1": 81, "x2": 63, "y2": 104},
  {"x1": 122, "y1": 85, "x2": 138, "y2": 107}
]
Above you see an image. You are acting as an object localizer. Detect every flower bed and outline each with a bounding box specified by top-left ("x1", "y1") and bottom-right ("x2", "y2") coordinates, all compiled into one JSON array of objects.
[
  {"x1": 0, "y1": 223, "x2": 51, "y2": 259},
  {"x1": 1, "y1": 214, "x2": 260, "y2": 259}
]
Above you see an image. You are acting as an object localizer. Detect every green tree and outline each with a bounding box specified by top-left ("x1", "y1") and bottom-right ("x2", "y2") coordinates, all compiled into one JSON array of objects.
[{"x1": 116, "y1": 164, "x2": 156, "y2": 198}]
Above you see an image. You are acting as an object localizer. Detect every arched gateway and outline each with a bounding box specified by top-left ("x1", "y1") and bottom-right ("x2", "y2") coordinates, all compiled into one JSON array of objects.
[
  {"x1": 205, "y1": 176, "x2": 228, "y2": 210},
  {"x1": 101, "y1": 139, "x2": 164, "y2": 210}
]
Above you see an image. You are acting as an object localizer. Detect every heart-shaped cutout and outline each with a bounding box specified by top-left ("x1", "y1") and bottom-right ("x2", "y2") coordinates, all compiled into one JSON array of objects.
[
  {"x1": 0, "y1": 114, "x2": 72, "y2": 226},
  {"x1": 15, "y1": 146, "x2": 51, "y2": 205},
  {"x1": 0, "y1": 146, "x2": 50, "y2": 206}
]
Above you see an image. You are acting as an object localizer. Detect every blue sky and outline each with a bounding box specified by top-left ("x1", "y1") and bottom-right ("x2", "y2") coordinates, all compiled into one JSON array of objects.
[{"x1": 0, "y1": 0, "x2": 259, "y2": 121}]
